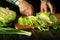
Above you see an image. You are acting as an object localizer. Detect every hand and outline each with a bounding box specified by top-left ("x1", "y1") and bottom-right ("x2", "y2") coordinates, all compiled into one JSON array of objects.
[
  {"x1": 40, "y1": 1, "x2": 54, "y2": 13},
  {"x1": 18, "y1": 0, "x2": 34, "y2": 16}
]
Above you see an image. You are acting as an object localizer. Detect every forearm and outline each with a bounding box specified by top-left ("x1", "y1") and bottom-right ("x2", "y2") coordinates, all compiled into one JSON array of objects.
[{"x1": 6, "y1": 0, "x2": 24, "y2": 5}]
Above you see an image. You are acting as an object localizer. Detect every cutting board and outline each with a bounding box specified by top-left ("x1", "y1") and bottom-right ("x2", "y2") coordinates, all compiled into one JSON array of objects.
[{"x1": 54, "y1": 13, "x2": 60, "y2": 23}]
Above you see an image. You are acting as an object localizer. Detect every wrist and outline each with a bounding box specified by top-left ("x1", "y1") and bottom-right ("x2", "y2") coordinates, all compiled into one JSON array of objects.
[
  {"x1": 16, "y1": 0, "x2": 25, "y2": 5},
  {"x1": 6, "y1": 0, "x2": 25, "y2": 5}
]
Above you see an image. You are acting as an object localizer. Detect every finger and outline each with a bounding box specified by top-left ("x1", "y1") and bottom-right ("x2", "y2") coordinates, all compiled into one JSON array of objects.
[
  {"x1": 20, "y1": 9, "x2": 26, "y2": 16},
  {"x1": 29, "y1": 6, "x2": 34, "y2": 16},
  {"x1": 44, "y1": 6, "x2": 47, "y2": 13},
  {"x1": 25, "y1": 8, "x2": 32, "y2": 16},
  {"x1": 40, "y1": 5, "x2": 44, "y2": 12},
  {"x1": 26, "y1": 9, "x2": 33, "y2": 16},
  {"x1": 47, "y1": 2, "x2": 53, "y2": 13}
]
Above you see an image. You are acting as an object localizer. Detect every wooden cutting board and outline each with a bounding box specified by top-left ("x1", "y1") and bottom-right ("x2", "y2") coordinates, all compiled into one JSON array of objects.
[{"x1": 54, "y1": 13, "x2": 60, "y2": 23}]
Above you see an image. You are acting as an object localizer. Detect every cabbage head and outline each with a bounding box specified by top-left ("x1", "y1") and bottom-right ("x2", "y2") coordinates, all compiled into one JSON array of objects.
[{"x1": 0, "y1": 7, "x2": 16, "y2": 27}]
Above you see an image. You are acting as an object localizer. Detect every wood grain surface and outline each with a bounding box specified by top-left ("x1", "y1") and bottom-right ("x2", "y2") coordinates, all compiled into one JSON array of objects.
[{"x1": 54, "y1": 13, "x2": 60, "y2": 23}]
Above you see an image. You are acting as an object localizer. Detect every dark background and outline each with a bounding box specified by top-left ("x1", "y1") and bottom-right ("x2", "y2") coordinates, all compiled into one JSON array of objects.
[
  {"x1": 0, "y1": 0, "x2": 60, "y2": 40},
  {"x1": 0, "y1": 0, "x2": 60, "y2": 14}
]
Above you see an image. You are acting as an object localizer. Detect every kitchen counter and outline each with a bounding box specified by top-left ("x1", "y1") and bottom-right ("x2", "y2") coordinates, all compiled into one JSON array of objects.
[{"x1": 0, "y1": 29, "x2": 60, "y2": 40}]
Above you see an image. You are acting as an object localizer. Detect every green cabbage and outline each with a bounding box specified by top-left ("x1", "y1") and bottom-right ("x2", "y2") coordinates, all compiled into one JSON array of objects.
[
  {"x1": 0, "y1": 7, "x2": 16, "y2": 27},
  {"x1": 18, "y1": 12, "x2": 57, "y2": 31},
  {"x1": 36, "y1": 12, "x2": 57, "y2": 25}
]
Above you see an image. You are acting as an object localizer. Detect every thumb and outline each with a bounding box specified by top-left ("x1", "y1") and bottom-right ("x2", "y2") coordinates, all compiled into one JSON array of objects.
[{"x1": 47, "y1": 2, "x2": 53, "y2": 13}]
